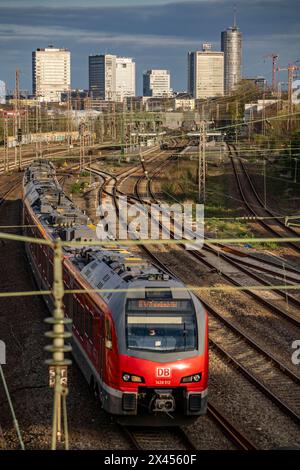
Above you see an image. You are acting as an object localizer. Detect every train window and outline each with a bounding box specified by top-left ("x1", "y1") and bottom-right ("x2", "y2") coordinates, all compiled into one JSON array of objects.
[
  {"x1": 145, "y1": 289, "x2": 172, "y2": 299},
  {"x1": 73, "y1": 304, "x2": 79, "y2": 331},
  {"x1": 48, "y1": 259, "x2": 53, "y2": 287},
  {"x1": 78, "y1": 304, "x2": 84, "y2": 337},
  {"x1": 126, "y1": 302, "x2": 197, "y2": 353},
  {"x1": 93, "y1": 316, "x2": 101, "y2": 344},
  {"x1": 74, "y1": 299, "x2": 84, "y2": 338},
  {"x1": 64, "y1": 294, "x2": 73, "y2": 319},
  {"x1": 105, "y1": 317, "x2": 112, "y2": 349},
  {"x1": 64, "y1": 273, "x2": 73, "y2": 318},
  {"x1": 37, "y1": 243, "x2": 42, "y2": 266},
  {"x1": 85, "y1": 313, "x2": 93, "y2": 341}
]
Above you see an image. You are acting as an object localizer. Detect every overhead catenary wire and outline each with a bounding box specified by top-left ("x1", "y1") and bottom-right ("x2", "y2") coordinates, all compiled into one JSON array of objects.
[
  {"x1": 0, "y1": 229, "x2": 300, "y2": 247},
  {"x1": 0, "y1": 283, "x2": 300, "y2": 299},
  {"x1": 1, "y1": 209, "x2": 300, "y2": 228}
]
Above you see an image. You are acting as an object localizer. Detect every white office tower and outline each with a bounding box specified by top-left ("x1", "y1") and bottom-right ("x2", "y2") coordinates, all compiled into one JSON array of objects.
[
  {"x1": 0, "y1": 81, "x2": 6, "y2": 104},
  {"x1": 32, "y1": 46, "x2": 71, "y2": 102},
  {"x1": 221, "y1": 20, "x2": 242, "y2": 94},
  {"x1": 116, "y1": 57, "x2": 136, "y2": 102},
  {"x1": 143, "y1": 69, "x2": 171, "y2": 97},
  {"x1": 188, "y1": 44, "x2": 224, "y2": 99}
]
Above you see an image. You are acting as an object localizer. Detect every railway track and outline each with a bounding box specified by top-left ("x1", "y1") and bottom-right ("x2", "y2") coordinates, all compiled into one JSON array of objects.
[
  {"x1": 119, "y1": 425, "x2": 198, "y2": 451},
  {"x1": 92, "y1": 151, "x2": 300, "y2": 331},
  {"x1": 0, "y1": 181, "x2": 22, "y2": 208},
  {"x1": 120, "y1": 416, "x2": 256, "y2": 451},
  {"x1": 0, "y1": 149, "x2": 138, "y2": 450},
  {"x1": 139, "y1": 239, "x2": 300, "y2": 425},
  {"x1": 93, "y1": 151, "x2": 300, "y2": 428},
  {"x1": 146, "y1": 161, "x2": 300, "y2": 283},
  {"x1": 228, "y1": 143, "x2": 300, "y2": 255},
  {"x1": 148, "y1": 146, "x2": 300, "y2": 279},
  {"x1": 0, "y1": 144, "x2": 76, "y2": 174},
  {"x1": 140, "y1": 243, "x2": 300, "y2": 426},
  {"x1": 128, "y1": 160, "x2": 300, "y2": 329},
  {"x1": 135, "y1": 164, "x2": 300, "y2": 423},
  {"x1": 89, "y1": 162, "x2": 261, "y2": 451}
]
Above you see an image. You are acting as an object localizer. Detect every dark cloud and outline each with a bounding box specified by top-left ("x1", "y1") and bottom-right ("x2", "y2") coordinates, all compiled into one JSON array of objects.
[{"x1": 0, "y1": 1, "x2": 299, "y2": 93}]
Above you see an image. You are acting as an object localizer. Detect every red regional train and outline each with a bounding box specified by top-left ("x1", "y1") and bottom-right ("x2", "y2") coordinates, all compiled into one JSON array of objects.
[{"x1": 23, "y1": 160, "x2": 208, "y2": 424}]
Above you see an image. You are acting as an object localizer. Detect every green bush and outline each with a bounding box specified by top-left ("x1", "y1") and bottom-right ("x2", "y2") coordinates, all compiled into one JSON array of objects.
[{"x1": 70, "y1": 182, "x2": 86, "y2": 194}]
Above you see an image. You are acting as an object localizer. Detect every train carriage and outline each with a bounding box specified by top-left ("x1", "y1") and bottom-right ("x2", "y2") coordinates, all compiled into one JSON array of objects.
[{"x1": 23, "y1": 160, "x2": 208, "y2": 424}]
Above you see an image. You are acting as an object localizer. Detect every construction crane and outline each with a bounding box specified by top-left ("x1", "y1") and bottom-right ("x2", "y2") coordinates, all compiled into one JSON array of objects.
[
  {"x1": 277, "y1": 62, "x2": 300, "y2": 113},
  {"x1": 13, "y1": 69, "x2": 22, "y2": 170},
  {"x1": 263, "y1": 53, "x2": 279, "y2": 92}
]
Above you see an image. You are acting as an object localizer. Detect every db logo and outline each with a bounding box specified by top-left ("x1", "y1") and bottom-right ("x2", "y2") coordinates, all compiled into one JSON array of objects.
[{"x1": 156, "y1": 367, "x2": 171, "y2": 378}]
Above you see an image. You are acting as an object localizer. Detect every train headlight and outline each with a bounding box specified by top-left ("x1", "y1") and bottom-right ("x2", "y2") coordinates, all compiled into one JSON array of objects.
[
  {"x1": 131, "y1": 375, "x2": 143, "y2": 383},
  {"x1": 122, "y1": 372, "x2": 144, "y2": 383},
  {"x1": 181, "y1": 372, "x2": 202, "y2": 383}
]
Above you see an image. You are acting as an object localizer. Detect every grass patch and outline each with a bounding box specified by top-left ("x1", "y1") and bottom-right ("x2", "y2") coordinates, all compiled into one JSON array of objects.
[
  {"x1": 206, "y1": 217, "x2": 252, "y2": 239},
  {"x1": 70, "y1": 182, "x2": 86, "y2": 194}
]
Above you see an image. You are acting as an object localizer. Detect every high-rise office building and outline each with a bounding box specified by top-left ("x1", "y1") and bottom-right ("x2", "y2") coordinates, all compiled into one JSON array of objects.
[
  {"x1": 89, "y1": 54, "x2": 116, "y2": 100},
  {"x1": 89, "y1": 54, "x2": 135, "y2": 101},
  {"x1": 143, "y1": 69, "x2": 171, "y2": 97},
  {"x1": 221, "y1": 19, "x2": 242, "y2": 94},
  {"x1": 116, "y1": 57, "x2": 136, "y2": 102},
  {"x1": 188, "y1": 44, "x2": 224, "y2": 99},
  {"x1": 32, "y1": 46, "x2": 71, "y2": 102},
  {"x1": 0, "y1": 81, "x2": 6, "y2": 104}
]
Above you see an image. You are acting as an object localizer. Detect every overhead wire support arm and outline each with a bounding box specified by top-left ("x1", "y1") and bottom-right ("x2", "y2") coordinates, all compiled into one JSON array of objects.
[{"x1": 198, "y1": 121, "x2": 206, "y2": 204}]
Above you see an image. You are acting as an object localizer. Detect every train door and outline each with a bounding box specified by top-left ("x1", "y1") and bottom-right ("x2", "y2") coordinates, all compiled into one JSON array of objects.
[
  {"x1": 99, "y1": 331, "x2": 104, "y2": 379},
  {"x1": 92, "y1": 313, "x2": 101, "y2": 372},
  {"x1": 63, "y1": 267, "x2": 73, "y2": 321},
  {"x1": 102, "y1": 314, "x2": 114, "y2": 385}
]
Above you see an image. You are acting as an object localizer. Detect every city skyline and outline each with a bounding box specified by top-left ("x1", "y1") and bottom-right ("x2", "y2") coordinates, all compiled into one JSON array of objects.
[{"x1": 0, "y1": 0, "x2": 299, "y2": 94}]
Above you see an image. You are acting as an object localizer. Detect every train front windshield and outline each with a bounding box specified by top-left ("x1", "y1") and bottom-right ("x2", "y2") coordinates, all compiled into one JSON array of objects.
[{"x1": 126, "y1": 299, "x2": 197, "y2": 352}]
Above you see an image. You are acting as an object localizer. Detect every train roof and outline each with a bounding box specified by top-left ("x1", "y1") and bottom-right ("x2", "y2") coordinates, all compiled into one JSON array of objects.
[{"x1": 23, "y1": 160, "x2": 191, "y2": 307}]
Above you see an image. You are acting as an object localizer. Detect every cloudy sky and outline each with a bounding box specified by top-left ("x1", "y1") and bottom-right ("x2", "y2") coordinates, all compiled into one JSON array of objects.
[{"x1": 0, "y1": 0, "x2": 299, "y2": 94}]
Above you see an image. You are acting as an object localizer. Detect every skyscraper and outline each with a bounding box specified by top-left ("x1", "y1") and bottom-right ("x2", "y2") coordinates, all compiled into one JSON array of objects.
[
  {"x1": 89, "y1": 54, "x2": 135, "y2": 101},
  {"x1": 89, "y1": 54, "x2": 116, "y2": 100},
  {"x1": 143, "y1": 70, "x2": 171, "y2": 97},
  {"x1": 32, "y1": 46, "x2": 71, "y2": 102},
  {"x1": 188, "y1": 44, "x2": 224, "y2": 99},
  {"x1": 221, "y1": 17, "x2": 242, "y2": 94}
]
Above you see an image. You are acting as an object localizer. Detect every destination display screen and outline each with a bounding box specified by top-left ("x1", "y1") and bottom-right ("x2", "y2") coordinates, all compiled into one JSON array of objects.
[
  {"x1": 139, "y1": 300, "x2": 178, "y2": 309},
  {"x1": 127, "y1": 299, "x2": 193, "y2": 311}
]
